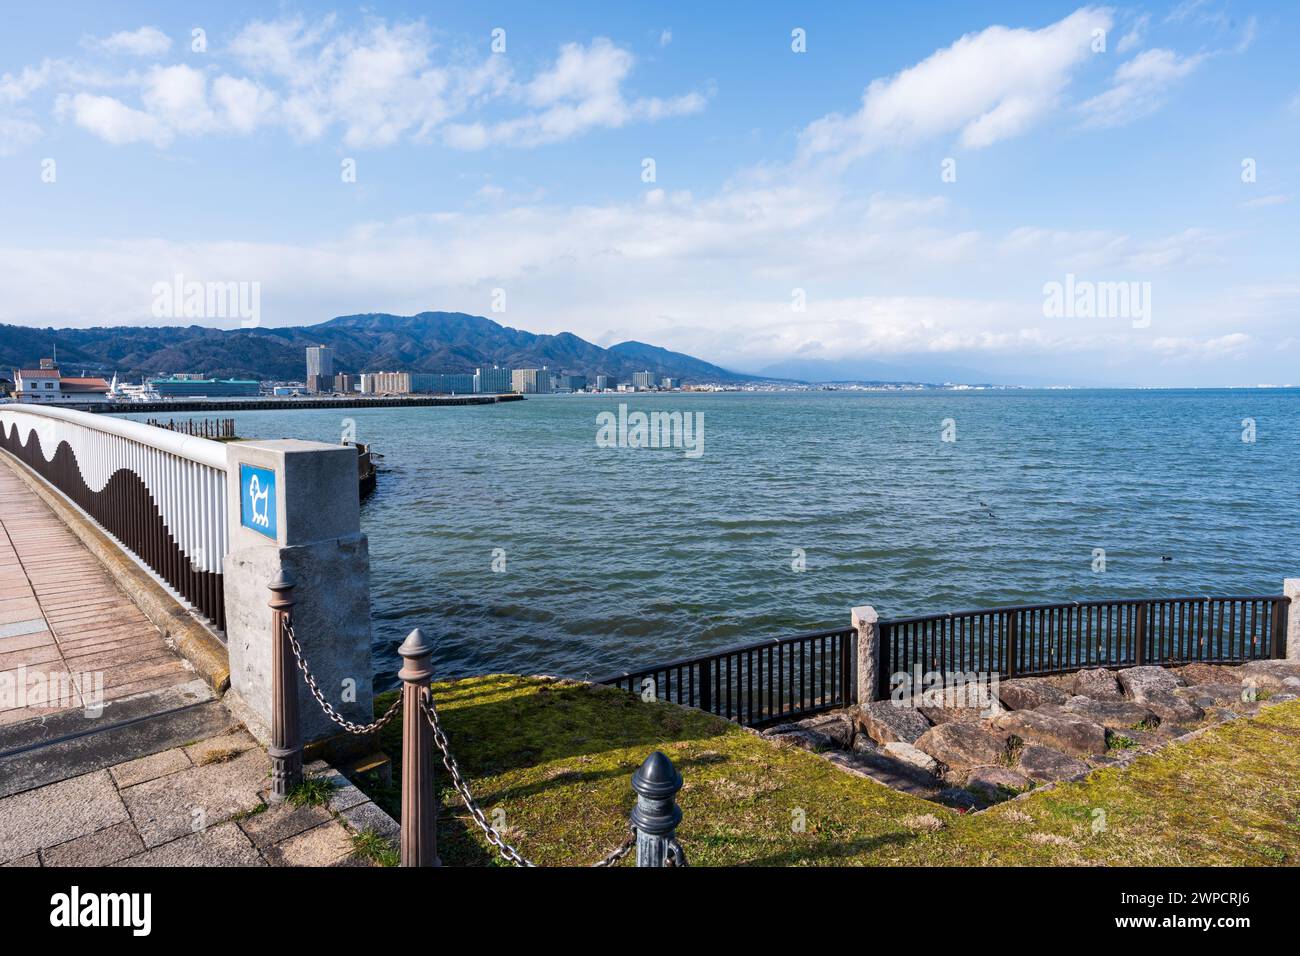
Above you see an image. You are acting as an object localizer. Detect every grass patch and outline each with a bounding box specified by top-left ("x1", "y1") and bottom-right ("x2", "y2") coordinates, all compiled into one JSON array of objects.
[
  {"x1": 287, "y1": 776, "x2": 336, "y2": 808},
  {"x1": 198, "y1": 747, "x2": 243, "y2": 766},
  {"x1": 351, "y1": 829, "x2": 400, "y2": 867},
  {"x1": 1106, "y1": 734, "x2": 1138, "y2": 751},
  {"x1": 359, "y1": 675, "x2": 1300, "y2": 867}
]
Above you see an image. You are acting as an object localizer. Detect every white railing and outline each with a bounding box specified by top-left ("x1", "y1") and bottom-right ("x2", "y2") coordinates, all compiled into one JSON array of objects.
[{"x1": 0, "y1": 403, "x2": 229, "y2": 629}]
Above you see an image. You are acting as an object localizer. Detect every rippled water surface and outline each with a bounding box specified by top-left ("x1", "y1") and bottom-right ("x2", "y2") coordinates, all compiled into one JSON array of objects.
[{"x1": 126, "y1": 389, "x2": 1300, "y2": 689}]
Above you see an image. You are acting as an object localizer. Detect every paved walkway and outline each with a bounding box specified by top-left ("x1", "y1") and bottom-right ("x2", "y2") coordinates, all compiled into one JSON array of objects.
[
  {"x1": 0, "y1": 743, "x2": 397, "y2": 867},
  {"x1": 0, "y1": 465, "x2": 191, "y2": 726},
  {"x1": 0, "y1": 458, "x2": 397, "y2": 866}
]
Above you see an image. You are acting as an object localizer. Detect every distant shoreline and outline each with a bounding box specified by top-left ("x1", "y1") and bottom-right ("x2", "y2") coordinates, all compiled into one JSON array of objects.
[{"x1": 91, "y1": 393, "x2": 524, "y2": 414}]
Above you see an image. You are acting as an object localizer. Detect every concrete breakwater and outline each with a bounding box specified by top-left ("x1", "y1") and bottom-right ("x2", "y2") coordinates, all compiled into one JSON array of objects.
[{"x1": 85, "y1": 393, "x2": 524, "y2": 414}]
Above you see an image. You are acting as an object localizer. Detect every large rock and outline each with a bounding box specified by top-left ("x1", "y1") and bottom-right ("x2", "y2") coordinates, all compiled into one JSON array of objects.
[
  {"x1": 769, "y1": 712, "x2": 855, "y2": 750},
  {"x1": 1050, "y1": 697, "x2": 1157, "y2": 731},
  {"x1": 998, "y1": 677, "x2": 1068, "y2": 711},
  {"x1": 918, "y1": 701, "x2": 995, "y2": 725},
  {"x1": 823, "y1": 750, "x2": 942, "y2": 799},
  {"x1": 914, "y1": 722, "x2": 1008, "y2": 772},
  {"x1": 991, "y1": 709, "x2": 1107, "y2": 757},
  {"x1": 858, "y1": 700, "x2": 930, "y2": 745},
  {"x1": 1238, "y1": 660, "x2": 1300, "y2": 693},
  {"x1": 1177, "y1": 682, "x2": 1250, "y2": 708},
  {"x1": 882, "y1": 742, "x2": 942, "y2": 774},
  {"x1": 964, "y1": 766, "x2": 1033, "y2": 802},
  {"x1": 1173, "y1": 662, "x2": 1238, "y2": 685},
  {"x1": 1070, "y1": 668, "x2": 1124, "y2": 701},
  {"x1": 1117, "y1": 665, "x2": 1184, "y2": 700},
  {"x1": 1136, "y1": 690, "x2": 1203, "y2": 724},
  {"x1": 766, "y1": 728, "x2": 836, "y2": 753},
  {"x1": 1016, "y1": 745, "x2": 1090, "y2": 783}
]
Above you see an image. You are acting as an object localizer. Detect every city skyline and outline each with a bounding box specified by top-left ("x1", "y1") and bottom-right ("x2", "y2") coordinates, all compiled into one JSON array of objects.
[{"x1": 0, "y1": 3, "x2": 1296, "y2": 386}]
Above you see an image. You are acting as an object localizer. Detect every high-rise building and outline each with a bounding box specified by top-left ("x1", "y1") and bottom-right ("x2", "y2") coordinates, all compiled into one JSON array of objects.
[
  {"x1": 632, "y1": 370, "x2": 657, "y2": 390},
  {"x1": 555, "y1": 374, "x2": 587, "y2": 392},
  {"x1": 595, "y1": 374, "x2": 615, "y2": 391},
  {"x1": 306, "y1": 346, "x2": 334, "y2": 393},
  {"x1": 474, "y1": 366, "x2": 512, "y2": 394},
  {"x1": 360, "y1": 371, "x2": 410, "y2": 394},
  {"x1": 511, "y1": 367, "x2": 552, "y2": 394},
  {"x1": 410, "y1": 372, "x2": 475, "y2": 394},
  {"x1": 333, "y1": 373, "x2": 357, "y2": 393}
]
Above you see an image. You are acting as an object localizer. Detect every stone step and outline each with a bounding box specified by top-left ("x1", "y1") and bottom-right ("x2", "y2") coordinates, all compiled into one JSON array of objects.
[{"x1": 0, "y1": 679, "x2": 232, "y2": 798}]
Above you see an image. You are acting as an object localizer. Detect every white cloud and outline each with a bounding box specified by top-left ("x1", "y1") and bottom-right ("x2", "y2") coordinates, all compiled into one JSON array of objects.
[
  {"x1": 0, "y1": 116, "x2": 42, "y2": 155},
  {"x1": 57, "y1": 92, "x2": 170, "y2": 146},
  {"x1": 1080, "y1": 48, "x2": 1205, "y2": 127},
  {"x1": 1116, "y1": 14, "x2": 1149, "y2": 53},
  {"x1": 89, "y1": 27, "x2": 172, "y2": 57},
  {"x1": 444, "y1": 38, "x2": 706, "y2": 149},
  {"x1": 141, "y1": 64, "x2": 213, "y2": 132},
  {"x1": 799, "y1": 7, "x2": 1111, "y2": 162},
  {"x1": 659, "y1": 29, "x2": 673, "y2": 48},
  {"x1": 1241, "y1": 193, "x2": 1293, "y2": 209},
  {"x1": 211, "y1": 75, "x2": 276, "y2": 133}
]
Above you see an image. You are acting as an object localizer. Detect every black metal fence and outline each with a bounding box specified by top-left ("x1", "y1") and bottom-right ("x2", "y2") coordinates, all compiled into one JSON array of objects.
[
  {"x1": 879, "y1": 594, "x2": 1288, "y2": 698},
  {"x1": 603, "y1": 593, "x2": 1289, "y2": 723},
  {"x1": 600, "y1": 626, "x2": 854, "y2": 727}
]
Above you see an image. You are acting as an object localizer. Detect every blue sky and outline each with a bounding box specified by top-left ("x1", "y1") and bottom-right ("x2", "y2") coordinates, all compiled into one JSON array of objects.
[{"x1": 0, "y1": 1, "x2": 1296, "y2": 385}]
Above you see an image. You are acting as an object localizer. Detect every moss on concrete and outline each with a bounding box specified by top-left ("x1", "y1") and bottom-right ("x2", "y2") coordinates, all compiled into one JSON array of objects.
[{"x1": 369, "y1": 675, "x2": 1300, "y2": 867}]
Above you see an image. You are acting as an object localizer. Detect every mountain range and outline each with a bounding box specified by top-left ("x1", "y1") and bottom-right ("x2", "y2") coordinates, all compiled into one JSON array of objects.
[{"x1": 0, "y1": 312, "x2": 747, "y2": 385}]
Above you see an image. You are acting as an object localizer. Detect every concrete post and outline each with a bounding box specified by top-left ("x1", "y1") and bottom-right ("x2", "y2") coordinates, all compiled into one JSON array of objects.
[
  {"x1": 1285, "y1": 579, "x2": 1300, "y2": 661},
  {"x1": 852, "y1": 605, "x2": 880, "y2": 704},
  {"x1": 268, "y1": 572, "x2": 302, "y2": 802},
  {"x1": 398, "y1": 628, "x2": 438, "y2": 867},
  {"x1": 631, "y1": 750, "x2": 685, "y2": 867},
  {"x1": 222, "y1": 439, "x2": 373, "y2": 744}
]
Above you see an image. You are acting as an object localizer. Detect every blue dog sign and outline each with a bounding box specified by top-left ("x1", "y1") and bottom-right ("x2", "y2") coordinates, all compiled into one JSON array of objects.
[{"x1": 240, "y1": 463, "x2": 277, "y2": 539}]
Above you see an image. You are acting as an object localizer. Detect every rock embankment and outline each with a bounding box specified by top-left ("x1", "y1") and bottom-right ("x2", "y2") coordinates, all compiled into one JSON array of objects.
[{"x1": 762, "y1": 659, "x2": 1300, "y2": 810}]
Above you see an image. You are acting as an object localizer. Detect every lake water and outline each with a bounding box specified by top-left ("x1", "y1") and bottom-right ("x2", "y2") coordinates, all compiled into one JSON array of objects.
[{"x1": 123, "y1": 389, "x2": 1300, "y2": 690}]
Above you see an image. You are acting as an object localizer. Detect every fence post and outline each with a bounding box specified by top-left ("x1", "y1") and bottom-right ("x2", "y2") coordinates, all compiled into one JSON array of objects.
[
  {"x1": 1134, "y1": 602, "x2": 1147, "y2": 666},
  {"x1": 268, "y1": 571, "x2": 302, "y2": 802},
  {"x1": 398, "y1": 628, "x2": 439, "y2": 867},
  {"x1": 851, "y1": 606, "x2": 879, "y2": 704},
  {"x1": 1283, "y1": 580, "x2": 1299, "y2": 661},
  {"x1": 631, "y1": 751, "x2": 684, "y2": 867}
]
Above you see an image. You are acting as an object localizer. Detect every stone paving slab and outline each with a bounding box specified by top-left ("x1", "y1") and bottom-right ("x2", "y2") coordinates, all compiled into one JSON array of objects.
[
  {"x1": 0, "y1": 770, "x2": 128, "y2": 863},
  {"x1": 119, "y1": 747, "x2": 270, "y2": 847},
  {"x1": 42, "y1": 820, "x2": 145, "y2": 867},
  {"x1": 109, "y1": 747, "x2": 192, "y2": 789},
  {"x1": 118, "y1": 822, "x2": 265, "y2": 867}
]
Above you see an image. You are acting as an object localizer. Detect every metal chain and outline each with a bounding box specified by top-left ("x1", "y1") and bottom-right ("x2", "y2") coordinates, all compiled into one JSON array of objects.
[
  {"x1": 419, "y1": 692, "x2": 636, "y2": 867},
  {"x1": 664, "y1": 838, "x2": 687, "y2": 867},
  {"x1": 284, "y1": 616, "x2": 403, "y2": 735},
  {"x1": 419, "y1": 692, "x2": 535, "y2": 867}
]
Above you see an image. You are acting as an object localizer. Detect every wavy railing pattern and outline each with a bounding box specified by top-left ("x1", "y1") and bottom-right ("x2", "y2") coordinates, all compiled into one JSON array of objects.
[{"x1": 0, "y1": 406, "x2": 228, "y2": 632}]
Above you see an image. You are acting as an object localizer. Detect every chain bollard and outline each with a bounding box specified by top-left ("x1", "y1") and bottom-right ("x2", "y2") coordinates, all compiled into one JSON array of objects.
[
  {"x1": 268, "y1": 572, "x2": 303, "y2": 802},
  {"x1": 399, "y1": 628, "x2": 439, "y2": 867},
  {"x1": 630, "y1": 751, "x2": 686, "y2": 867}
]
